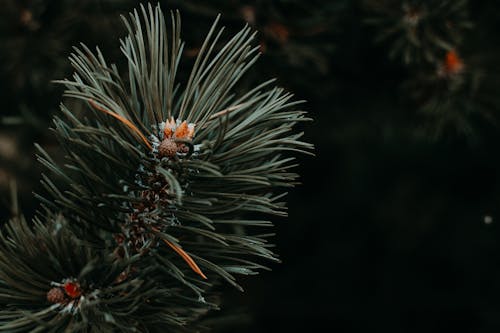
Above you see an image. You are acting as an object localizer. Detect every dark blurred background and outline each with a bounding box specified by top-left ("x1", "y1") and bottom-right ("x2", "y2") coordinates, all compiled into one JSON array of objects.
[{"x1": 2, "y1": 0, "x2": 500, "y2": 332}]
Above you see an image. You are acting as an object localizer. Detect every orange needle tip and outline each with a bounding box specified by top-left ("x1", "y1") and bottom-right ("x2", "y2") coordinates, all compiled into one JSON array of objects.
[{"x1": 164, "y1": 239, "x2": 207, "y2": 280}]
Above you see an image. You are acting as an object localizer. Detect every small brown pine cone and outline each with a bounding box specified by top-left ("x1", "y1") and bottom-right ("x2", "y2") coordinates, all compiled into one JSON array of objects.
[
  {"x1": 47, "y1": 287, "x2": 66, "y2": 304},
  {"x1": 158, "y1": 138, "x2": 178, "y2": 158}
]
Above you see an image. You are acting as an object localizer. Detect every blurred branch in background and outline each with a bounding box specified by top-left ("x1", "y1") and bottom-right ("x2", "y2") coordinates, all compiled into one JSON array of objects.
[{"x1": 364, "y1": 0, "x2": 472, "y2": 64}]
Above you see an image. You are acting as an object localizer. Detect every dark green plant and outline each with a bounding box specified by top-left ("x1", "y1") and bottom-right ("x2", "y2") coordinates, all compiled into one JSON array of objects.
[
  {"x1": 0, "y1": 3, "x2": 312, "y2": 331},
  {"x1": 364, "y1": 0, "x2": 472, "y2": 64},
  {"x1": 404, "y1": 50, "x2": 498, "y2": 138},
  {"x1": 0, "y1": 215, "x2": 213, "y2": 332}
]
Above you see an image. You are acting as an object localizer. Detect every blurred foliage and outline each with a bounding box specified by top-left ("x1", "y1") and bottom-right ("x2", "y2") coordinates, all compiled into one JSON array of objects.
[{"x1": 364, "y1": 0, "x2": 472, "y2": 64}]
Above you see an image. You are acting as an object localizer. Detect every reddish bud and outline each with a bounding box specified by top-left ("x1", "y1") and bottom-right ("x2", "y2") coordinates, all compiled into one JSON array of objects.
[
  {"x1": 443, "y1": 50, "x2": 464, "y2": 75},
  {"x1": 63, "y1": 281, "x2": 81, "y2": 299}
]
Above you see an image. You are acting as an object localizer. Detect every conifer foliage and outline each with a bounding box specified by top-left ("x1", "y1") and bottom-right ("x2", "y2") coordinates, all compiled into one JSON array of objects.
[
  {"x1": 0, "y1": 3, "x2": 312, "y2": 331},
  {"x1": 364, "y1": 0, "x2": 472, "y2": 64},
  {"x1": 364, "y1": 0, "x2": 497, "y2": 136}
]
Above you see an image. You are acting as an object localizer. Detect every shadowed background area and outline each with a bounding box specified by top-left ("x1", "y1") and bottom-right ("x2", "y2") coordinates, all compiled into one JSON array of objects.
[{"x1": 1, "y1": 1, "x2": 500, "y2": 332}]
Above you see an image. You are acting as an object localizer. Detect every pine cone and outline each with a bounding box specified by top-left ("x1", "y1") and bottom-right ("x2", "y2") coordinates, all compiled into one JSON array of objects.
[
  {"x1": 47, "y1": 287, "x2": 66, "y2": 304},
  {"x1": 158, "y1": 138, "x2": 178, "y2": 158}
]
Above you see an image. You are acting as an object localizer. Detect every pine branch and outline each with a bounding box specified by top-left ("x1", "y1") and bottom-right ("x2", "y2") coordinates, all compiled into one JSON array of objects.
[
  {"x1": 40, "y1": 1, "x2": 312, "y2": 284},
  {"x1": 0, "y1": 215, "x2": 214, "y2": 332},
  {"x1": 0, "y1": 2, "x2": 313, "y2": 330}
]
